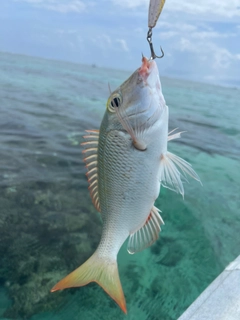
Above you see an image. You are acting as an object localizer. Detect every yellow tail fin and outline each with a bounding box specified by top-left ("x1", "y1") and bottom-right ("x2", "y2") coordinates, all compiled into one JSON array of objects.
[{"x1": 51, "y1": 253, "x2": 126, "y2": 313}]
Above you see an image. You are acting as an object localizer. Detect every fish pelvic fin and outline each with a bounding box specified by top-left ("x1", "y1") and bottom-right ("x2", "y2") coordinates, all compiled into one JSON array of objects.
[
  {"x1": 51, "y1": 253, "x2": 127, "y2": 314},
  {"x1": 160, "y1": 151, "x2": 202, "y2": 198}
]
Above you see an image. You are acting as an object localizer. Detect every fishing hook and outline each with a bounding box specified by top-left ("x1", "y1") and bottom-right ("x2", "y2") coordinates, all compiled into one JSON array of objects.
[{"x1": 147, "y1": 28, "x2": 164, "y2": 60}]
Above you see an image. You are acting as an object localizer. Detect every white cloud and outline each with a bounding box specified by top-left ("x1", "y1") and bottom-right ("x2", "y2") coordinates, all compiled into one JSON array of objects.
[
  {"x1": 55, "y1": 29, "x2": 78, "y2": 35},
  {"x1": 213, "y1": 48, "x2": 233, "y2": 69},
  {"x1": 157, "y1": 20, "x2": 237, "y2": 50},
  {"x1": 159, "y1": 25, "x2": 231, "y2": 42},
  {"x1": 116, "y1": 39, "x2": 129, "y2": 52},
  {"x1": 179, "y1": 38, "x2": 192, "y2": 52},
  {"x1": 6, "y1": 0, "x2": 240, "y2": 85},
  {"x1": 190, "y1": 31, "x2": 235, "y2": 40},
  {"x1": 212, "y1": 47, "x2": 240, "y2": 69},
  {"x1": 160, "y1": 31, "x2": 178, "y2": 40},
  {"x1": 101, "y1": 34, "x2": 112, "y2": 46},
  {"x1": 153, "y1": 15, "x2": 240, "y2": 84},
  {"x1": 112, "y1": 0, "x2": 240, "y2": 19},
  {"x1": 111, "y1": 0, "x2": 148, "y2": 9},
  {"x1": 168, "y1": 0, "x2": 240, "y2": 18},
  {"x1": 14, "y1": 0, "x2": 86, "y2": 13},
  {"x1": 174, "y1": 34, "x2": 239, "y2": 71},
  {"x1": 91, "y1": 34, "x2": 112, "y2": 53}
]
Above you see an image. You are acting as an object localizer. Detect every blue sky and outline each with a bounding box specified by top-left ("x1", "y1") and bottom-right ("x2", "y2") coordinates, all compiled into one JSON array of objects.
[{"x1": 1, "y1": 0, "x2": 240, "y2": 86}]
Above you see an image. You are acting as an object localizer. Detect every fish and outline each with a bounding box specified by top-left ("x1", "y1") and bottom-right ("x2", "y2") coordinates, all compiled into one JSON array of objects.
[{"x1": 51, "y1": 56, "x2": 201, "y2": 313}]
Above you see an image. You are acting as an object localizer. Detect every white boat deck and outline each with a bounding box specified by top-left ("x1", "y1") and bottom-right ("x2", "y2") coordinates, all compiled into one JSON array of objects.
[{"x1": 178, "y1": 255, "x2": 240, "y2": 320}]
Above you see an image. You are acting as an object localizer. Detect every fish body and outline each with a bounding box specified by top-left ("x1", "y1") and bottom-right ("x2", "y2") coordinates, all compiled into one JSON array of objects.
[
  {"x1": 97, "y1": 58, "x2": 168, "y2": 255},
  {"x1": 51, "y1": 57, "x2": 200, "y2": 313}
]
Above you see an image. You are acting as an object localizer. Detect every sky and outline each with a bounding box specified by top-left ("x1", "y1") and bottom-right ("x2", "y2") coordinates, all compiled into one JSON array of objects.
[{"x1": 1, "y1": 0, "x2": 240, "y2": 86}]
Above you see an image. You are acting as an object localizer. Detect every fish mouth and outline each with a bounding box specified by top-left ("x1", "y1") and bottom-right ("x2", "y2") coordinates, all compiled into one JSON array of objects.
[{"x1": 138, "y1": 56, "x2": 156, "y2": 83}]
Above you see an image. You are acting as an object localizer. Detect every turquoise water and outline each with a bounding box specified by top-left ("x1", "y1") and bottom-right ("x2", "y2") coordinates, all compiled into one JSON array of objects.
[{"x1": 0, "y1": 51, "x2": 240, "y2": 320}]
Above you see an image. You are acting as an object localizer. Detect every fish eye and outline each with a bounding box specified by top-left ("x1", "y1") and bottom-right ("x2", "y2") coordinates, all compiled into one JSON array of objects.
[
  {"x1": 111, "y1": 97, "x2": 121, "y2": 108},
  {"x1": 107, "y1": 93, "x2": 122, "y2": 112}
]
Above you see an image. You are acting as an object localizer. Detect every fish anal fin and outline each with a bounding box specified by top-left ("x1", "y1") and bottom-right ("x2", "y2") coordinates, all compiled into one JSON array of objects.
[
  {"x1": 127, "y1": 206, "x2": 164, "y2": 254},
  {"x1": 51, "y1": 253, "x2": 126, "y2": 313},
  {"x1": 81, "y1": 130, "x2": 101, "y2": 212},
  {"x1": 160, "y1": 151, "x2": 202, "y2": 197}
]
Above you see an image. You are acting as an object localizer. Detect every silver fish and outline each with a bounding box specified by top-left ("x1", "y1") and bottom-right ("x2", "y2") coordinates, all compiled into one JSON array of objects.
[{"x1": 51, "y1": 56, "x2": 200, "y2": 313}]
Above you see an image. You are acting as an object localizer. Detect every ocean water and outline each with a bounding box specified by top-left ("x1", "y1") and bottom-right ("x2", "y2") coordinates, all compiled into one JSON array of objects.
[{"x1": 0, "y1": 51, "x2": 240, "y2": 320}]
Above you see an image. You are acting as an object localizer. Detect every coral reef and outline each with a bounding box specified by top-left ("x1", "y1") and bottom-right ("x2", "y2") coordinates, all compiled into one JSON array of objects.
[{"x1": 0, "y1": 181, "x2": 101, "y2": 319}]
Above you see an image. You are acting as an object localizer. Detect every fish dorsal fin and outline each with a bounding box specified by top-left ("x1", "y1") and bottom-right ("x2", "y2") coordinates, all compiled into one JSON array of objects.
[
  {"x1": 81, "y1": 130, "x2": 100, "y2": 212},
  {"x1": 127, "y1": 206, "x2": 164, "y2": 254},
  {"x1": 160, "y1": 151, "x2": 201, "y2": 198}
]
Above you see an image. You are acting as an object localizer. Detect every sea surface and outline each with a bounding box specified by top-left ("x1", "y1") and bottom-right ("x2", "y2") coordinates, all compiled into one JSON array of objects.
[{"x1": 0, "y1": 51, "x2": 240, "y2": 320}]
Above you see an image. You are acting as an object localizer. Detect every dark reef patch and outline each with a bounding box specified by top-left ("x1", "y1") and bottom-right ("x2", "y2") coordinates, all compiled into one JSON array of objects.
[{"x1": 0, "y1": 181, "x2": 101, "y2": 319}]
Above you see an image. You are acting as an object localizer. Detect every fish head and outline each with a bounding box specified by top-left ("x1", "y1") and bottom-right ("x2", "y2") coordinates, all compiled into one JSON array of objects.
[{"x1": 106, "y1": 56, "x2": 166, "y2": 134}]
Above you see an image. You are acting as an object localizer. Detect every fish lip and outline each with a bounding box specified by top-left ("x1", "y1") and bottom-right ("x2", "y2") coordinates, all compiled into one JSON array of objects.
[{"x1": 138, "y1": 56, "x2": 155, "y2": 82}]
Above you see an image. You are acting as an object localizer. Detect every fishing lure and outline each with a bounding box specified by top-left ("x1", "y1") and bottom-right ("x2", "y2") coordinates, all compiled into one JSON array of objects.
[{"x1": 147, "y1": 0, "x2": 166, "y2": 59}]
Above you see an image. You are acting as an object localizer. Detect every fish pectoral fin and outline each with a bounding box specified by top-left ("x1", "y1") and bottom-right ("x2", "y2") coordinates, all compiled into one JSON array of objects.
[
  {"x1": 81, "y1": 130, "x2": 101, "y2": 212},
  {"x1": 167, "y1": 128, "x2": 186, "y2": 142},
  {"x1": 160, "y1": 151, "x2": 202, "y2": 198},
  {"x1": 51, "y1": 252, "x2": 127, "y2": 313},
  {"x1": 127, "y1": 206, "x2": 164, "y2": 254}
]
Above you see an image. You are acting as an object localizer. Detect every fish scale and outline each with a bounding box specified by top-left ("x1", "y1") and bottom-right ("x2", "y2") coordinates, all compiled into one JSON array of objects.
[{"x1": 99, "y1": 129, "x2": 158, "y2": 230}]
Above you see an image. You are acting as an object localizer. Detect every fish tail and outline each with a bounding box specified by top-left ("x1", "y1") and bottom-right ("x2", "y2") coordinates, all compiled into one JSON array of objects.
[{"x1": 51, "y1": 252, "x2": 127, "y2": 313}]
